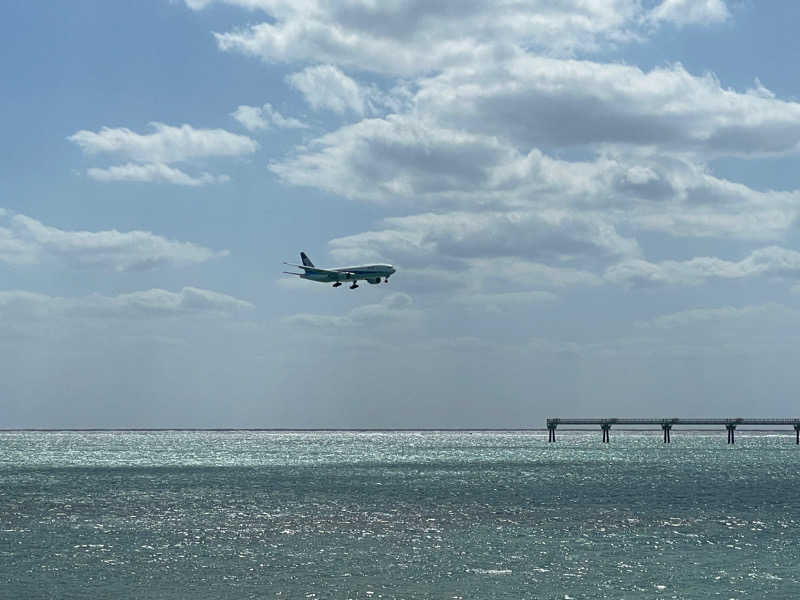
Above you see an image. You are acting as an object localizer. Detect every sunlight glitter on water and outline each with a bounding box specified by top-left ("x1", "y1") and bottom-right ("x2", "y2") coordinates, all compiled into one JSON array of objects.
[{"x1": 1, "y1": 430, "x2": 799, "y2": 598}]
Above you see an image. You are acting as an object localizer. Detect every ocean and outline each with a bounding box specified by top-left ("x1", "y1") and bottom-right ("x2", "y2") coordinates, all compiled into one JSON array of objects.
[{"x1": 1, "y1": 430, "x2": 799, "y2": 599}]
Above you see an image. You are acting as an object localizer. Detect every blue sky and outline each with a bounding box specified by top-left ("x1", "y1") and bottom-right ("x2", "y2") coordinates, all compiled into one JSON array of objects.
[{"x1": 3, "y1": 1, "x2": 800, "y2": 428}]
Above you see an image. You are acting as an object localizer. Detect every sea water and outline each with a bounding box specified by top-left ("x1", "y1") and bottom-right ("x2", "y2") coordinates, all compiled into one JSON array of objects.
[{"x1": 1, "y1": 431, "x2": 799, "y2": 599}]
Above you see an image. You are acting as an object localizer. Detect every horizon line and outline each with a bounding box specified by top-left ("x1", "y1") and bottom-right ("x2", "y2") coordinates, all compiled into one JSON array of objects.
[{"x1": 2, "y1": 427, "x2": 799, "y2": 433}]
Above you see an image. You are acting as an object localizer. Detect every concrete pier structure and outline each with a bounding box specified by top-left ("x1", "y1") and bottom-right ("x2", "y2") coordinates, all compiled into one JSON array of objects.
[
  {"x1": 545, "y1": 418, "x2": 800, "y2": 444},
  {"x1": 726, "y1": 424, "x2": 736, "y2": 444}
]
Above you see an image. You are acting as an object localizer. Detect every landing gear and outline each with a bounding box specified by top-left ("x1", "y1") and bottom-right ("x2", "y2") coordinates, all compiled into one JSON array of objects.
[
  {"x1": 349, "y1": 282, "x2": 359, "y2": 289},
  {"x1": 332, "y1": 282, "x2": 342, "y2": 287},
  {"x1": 384, "y1": 277, "x2": 390, "y2": 283}
]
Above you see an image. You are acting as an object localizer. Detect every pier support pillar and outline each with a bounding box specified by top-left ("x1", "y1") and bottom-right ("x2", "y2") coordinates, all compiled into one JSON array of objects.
[
  {"x1": 794, "y1": 424, "x2": 799, "y2": 445},
  {"x1": 662, "y1": 424, "x2": 672, "y2": 443},
  {"x1": 726, "y1": 424, "x2": 736, "y2": 445},
  {"x1": 548, "y1": 425, "x2": 557, "y2": 443},
  {"x1": 601, "y1": 423, "x2": 611, "y2": 443}
]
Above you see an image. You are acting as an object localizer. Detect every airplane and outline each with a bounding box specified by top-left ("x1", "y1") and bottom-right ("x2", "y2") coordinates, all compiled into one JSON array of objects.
[{"x1": 283, "y1": 252, "x2": 396, "y2": 289}]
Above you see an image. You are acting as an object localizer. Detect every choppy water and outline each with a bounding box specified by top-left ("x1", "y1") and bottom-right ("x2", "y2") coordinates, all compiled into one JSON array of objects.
[{"x1": 1, "y1": 431, "x2": 799, "y2": 599}]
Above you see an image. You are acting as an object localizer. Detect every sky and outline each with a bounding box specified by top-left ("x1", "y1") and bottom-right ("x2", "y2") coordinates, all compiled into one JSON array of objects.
[{"x1": 3, "y1": 0, "x2": 800, "y2": 428}]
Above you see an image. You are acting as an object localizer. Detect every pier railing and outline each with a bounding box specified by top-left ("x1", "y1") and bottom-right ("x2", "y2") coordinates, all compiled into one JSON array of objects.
[{"x1": 545, "y1": 418, "x2": 800, "y2": 444}]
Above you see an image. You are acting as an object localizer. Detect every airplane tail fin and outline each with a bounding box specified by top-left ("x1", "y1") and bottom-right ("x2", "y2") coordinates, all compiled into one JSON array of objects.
[{"x1": 300, "y1": 252, "x2": 315, "y2": 267}]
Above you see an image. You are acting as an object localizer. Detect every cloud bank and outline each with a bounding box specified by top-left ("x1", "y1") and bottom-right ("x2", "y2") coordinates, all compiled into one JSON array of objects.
[
  {"x1": 69, "y1": 122, "x2": 257, "y2": 186},
  {"x1": 231, "y1": 103, "x2": 308, "y2": 131},
  {"x1": 0, "y1": 287, "x2": 253, "y2": 322},
  {"x1": 0, "y1": 212, "x2": 228, "y2": 271}
]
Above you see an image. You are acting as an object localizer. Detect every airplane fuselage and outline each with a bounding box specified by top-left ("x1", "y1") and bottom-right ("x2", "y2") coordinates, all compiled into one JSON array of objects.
[{"x1": 301, "y1": 264, "x2": 395, "y2": 284}]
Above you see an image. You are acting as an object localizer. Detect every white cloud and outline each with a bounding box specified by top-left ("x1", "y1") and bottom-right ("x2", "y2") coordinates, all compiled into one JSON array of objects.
[
  {"x1": 329, "y1": 218, "x2": 602, "y2": 294},
  {"x1": 528, "y1": 302, "x2": 800, "y2": 364},
  {"x1": 622, "y1": 301, "x2": 800, "y2": 360},
  {"x1": 0, "y1": 212, "x2": 228, "y2": 271},
  {"x1": 474, "y1": 258, "x2": 602, "y2": 290},
  {"x1": 231, "y1": 103, "x2": 308, "y2": 131},
  {"x1": 190, "y1": 0, "x2": 738, "y2": 80},
  {"x1": 605, "y1": 246, "x2": 800, "y2": 288},
  {"x1": 0, "y1": 225, "x2": 37, "y2": 266},
  {"x1": 270, "y1": 114, "x2": 519, "y2": 204},
  {"x1": 288, "y1": 65, "x2": 387, "y2": 116},
  {"x1": 326, "y1": 209, "x2": 800, "y2": 297},
  {"x1": 283, "y1": 292, "x2": 421, "y2": 332},
  {"x1": 454, "y1": 290, "x2": 557, "y2": 313},
  {"x1": 0, "y1": 287, "x2": 253, "y2": 321},
  {"x1": 87, "y1": 163, "x2": 230, "y2": 186},
  {"x1": 231, "y1": 105, "x2": 268, "y2": 131},
  {"x1": 415, "y1": 58, "x2": 800, "y2": 156},
  {"x1": 272, "y1": 114, "x2": 800, "y2": 242},
  {"x1": 382, "y1": 267, "x2": 471, "y2": 295},
  {"x1": 68, "y1": 122, "x2": 258, "y2": 163},
  {"x1": 330, "y1": 218, "x2": 800, "y2": 296},
  {"x1": 400, "y1": 211, "x2": 638, "y2": 262},
  {"x1": 608, "y1": 155, "x2": 800, "y2": 240},
  {"x1": 650, "y1": 0, "x2": 730, "y2": 26},
  {"x1": 200, "y1": 0, "x2": 648, "y2": 75},
  {"x1": 642, "y1": 304, "x2": 779, "y2": 330},
  {"x1": 329, "y1": 210, "x2": 639, "y2": 269},
  {"x1": 746, "y1": 77, "x2": 776, "y2": 100}
]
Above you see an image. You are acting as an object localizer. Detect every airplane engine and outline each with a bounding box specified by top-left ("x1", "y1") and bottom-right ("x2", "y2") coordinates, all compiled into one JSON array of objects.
[{"x1": 369, "y1": 277, "x2": 381, "y2": 284}]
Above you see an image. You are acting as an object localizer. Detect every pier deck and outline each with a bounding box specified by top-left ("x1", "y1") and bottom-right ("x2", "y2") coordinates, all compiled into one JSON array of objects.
[{"x1": 545, "y1": 418, "x2": 800, "y2": 444}]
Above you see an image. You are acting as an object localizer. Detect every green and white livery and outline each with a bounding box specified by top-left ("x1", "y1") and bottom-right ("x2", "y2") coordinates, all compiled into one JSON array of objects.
[{"x1": 283, "y1": 252, "x2": 396, "y2": 289}]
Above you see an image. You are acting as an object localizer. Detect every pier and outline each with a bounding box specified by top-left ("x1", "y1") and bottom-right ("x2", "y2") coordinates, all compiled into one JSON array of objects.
[{"x1": 546, "y1": 418, "x2": 800, "y2": 444}]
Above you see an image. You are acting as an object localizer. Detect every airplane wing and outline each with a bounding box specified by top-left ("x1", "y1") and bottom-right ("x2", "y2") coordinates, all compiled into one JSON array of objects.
[
  {"x1": 282, "y1": 262, "x2": 356, "y2": 276},
  {"x1": 283, "y1": 262, "x2": 317, "y2": 271},
  {"x1": 282, "y1": 271, "x2": 305, "y2": 276}
]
